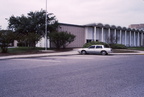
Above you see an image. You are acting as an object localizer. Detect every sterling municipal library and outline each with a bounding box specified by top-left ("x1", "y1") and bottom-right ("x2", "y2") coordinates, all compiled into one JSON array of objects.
[{"x1": 36, "y1": 23, "x2": 144, "y2": 48}]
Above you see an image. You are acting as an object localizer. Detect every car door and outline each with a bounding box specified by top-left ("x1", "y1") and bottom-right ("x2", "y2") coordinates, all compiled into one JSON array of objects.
[
  {"x1": 87, "y1": 45, "x2": 96, "y2": 53},
  {"x1": 95, "y1": 46, "x2": 103, "y2": 53}
]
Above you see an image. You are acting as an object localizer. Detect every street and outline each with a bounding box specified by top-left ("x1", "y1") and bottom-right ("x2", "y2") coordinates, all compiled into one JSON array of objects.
[{"x1": 0, "y1": 55, "x2": 144, "y2": 97}]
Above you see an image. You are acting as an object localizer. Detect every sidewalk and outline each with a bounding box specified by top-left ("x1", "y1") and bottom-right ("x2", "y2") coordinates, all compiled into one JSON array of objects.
[
  {"x1": 0, "y1": 50, "x2": 78, "y2": 60},
  {"x1": 111, "y1": 49, "x2": 144, "y2": 55},
  {"x1": 0, "y1": 49, "x2": 144, "y2": 60},
  {"x1": 111, "y1": 50, "x2": 144, "y2": 55}
]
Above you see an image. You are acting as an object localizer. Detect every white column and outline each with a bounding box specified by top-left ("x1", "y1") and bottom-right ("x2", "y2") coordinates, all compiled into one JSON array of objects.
[
  {"x1": 94, "y1": 26, "x2": 97, "y2": 41},
  {"x1": 108, "y1": 28, "x2": 111, "y2": 43},
  {"x1": 120, "y1": 30, "x2": 122, "y2": 44},
  {"x1": 142, "y1": 33, "x2": 144, "y2": 46},
  {"x1": 141, "y1": 33, "x2": 144, "y2": 46},
  {"x1": 140, "y1": 32, "x2": 142, "y2": 46},
  {"x1": 134, "y1": 31, "x2": 136, "y2": 46},
  {"x1": 114, "y1": 29, "x2": 117, "y2": 43},
  {"x1": 138, "y1": 32, "x2": 140, "y2": 46},
  {"x1": 125, "y1": 30, "x2": 127, "y2": 46},
  {"x1": 130, "y1": 31, "x2": 131, "y2": 47},
  {"x1": 101, "y1": 27, "x2": 104, "y2": 42}
]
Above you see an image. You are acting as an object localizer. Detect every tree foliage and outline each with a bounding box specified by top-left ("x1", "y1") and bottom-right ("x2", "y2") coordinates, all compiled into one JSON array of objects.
[
  {"x1": 106, "y1": 33, "x2": 119, "y2": 44},
  {"x1": 49, "y1": 31, "x2": 76, "y2": 49},
  {"x1": 83, "y1": 41, "x2": 109, "y2": 48},
  {"x1": 0, "y1": 30, "x2": 16, "y2": 53},
  {"x1": 8, "y1": 10, "x2": 58, "y2": 35},
  {"x1": 8, "y1": 10, "x2": 58, "y2": 47},
  {"x1": 17, "y1": 33, "x2": 41, "y2": 47}
]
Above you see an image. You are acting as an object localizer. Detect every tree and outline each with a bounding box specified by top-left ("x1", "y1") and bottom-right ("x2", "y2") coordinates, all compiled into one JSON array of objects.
[
  {"x1": 8, "y1": 10, "x2": 58, "y2": 47},
  {"x1": 0, "y1": 30, "x2": 16, "y2": 53},
  {"x1": 16, "y1": 33, "x2": 42, "y2": 47},
  {"x1": 106, "y1": 33, "x2": 119, "y2": 44},
  {"x1": 49, "y1": 31, "x2": 76, "y2": 49}
]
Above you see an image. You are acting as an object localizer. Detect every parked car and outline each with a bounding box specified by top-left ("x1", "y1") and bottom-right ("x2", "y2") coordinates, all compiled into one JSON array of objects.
[{"x1": 78, "y1": 45, "x2": 112, "y2": 55}]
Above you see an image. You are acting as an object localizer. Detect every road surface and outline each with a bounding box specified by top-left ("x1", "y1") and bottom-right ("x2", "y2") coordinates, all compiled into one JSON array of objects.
[{"x1": 0, "y1": 55, "x2": 144, "y2": 97}]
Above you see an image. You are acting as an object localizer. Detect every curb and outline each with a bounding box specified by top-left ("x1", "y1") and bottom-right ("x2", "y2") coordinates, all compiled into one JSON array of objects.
[
  {"x1": 110, "y1": 53, "x2": 144, "y2": 55},
  {"x1": 0, "y1": 51, "x2": 144, "y2": 60},
  {"x1": 0, "y1": 52, "x2": 78, "y2": 60}
]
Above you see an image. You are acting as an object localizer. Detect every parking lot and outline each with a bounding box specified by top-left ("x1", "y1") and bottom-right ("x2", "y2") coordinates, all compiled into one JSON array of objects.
[{"x1": 1, "y1": 54, "x2": 144, "y2": 97}]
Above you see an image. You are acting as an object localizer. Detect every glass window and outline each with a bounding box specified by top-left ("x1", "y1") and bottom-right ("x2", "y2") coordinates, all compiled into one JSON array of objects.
[
  {"x1": 87, "y1": 40, "x2": 92, "y2": 43},
  {"x1": 89, "y1": 46, "x2": 95, "y2": 49},
  {"x1": 96, "y1": 46, "x2": 102, "y2": 48}
]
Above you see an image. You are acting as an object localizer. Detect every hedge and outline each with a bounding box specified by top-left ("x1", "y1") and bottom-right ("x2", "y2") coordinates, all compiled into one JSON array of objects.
[{"x1": 83, "y1": 41, "x2": 127, "y2": 49}]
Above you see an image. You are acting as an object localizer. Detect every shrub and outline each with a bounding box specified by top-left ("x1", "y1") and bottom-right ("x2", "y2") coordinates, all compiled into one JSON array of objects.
[
  {"x1": 83, "y1": 41, "x2": 127, "y2": 49},
  {"x1": 83, "y1": 41, "x2": 109, "y2": 48},
  {"x1": 109, "y1": 44, "x2": 127, "y2": 49},
  {"x1": 49, "y1": 31, "x2": 76, "y2": 49}
]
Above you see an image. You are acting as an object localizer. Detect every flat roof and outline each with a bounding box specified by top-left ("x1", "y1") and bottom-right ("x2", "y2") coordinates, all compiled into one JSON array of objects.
[
  {"x1": 59, "y1": 22, "x2": 144, "y2": 32},
  {"x1": 59, "y1": 23, "x2": 84, "y2": 27}
]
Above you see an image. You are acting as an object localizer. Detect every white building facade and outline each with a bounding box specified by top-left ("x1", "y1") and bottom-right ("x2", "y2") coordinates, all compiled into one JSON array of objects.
[
  {"x1": 36, "y1": 23, "x2": 144, "y2": 48},
  {"x1": 85, "y1": 23, "x2": 144, "y2": 47}
]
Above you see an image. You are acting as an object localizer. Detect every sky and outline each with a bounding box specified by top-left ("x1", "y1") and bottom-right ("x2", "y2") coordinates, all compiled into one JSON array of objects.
[{"x1": 1, "y1": 0, "x2": 144, "y2": 29}]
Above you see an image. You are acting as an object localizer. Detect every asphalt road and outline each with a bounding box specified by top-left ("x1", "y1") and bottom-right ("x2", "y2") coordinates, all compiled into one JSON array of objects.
[{"x1": 0, "y1": 55, "x2": 144, "y2": 97}]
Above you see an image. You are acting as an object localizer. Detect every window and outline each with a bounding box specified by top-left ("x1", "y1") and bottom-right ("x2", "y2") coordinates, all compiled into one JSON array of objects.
[
  {"x1": 87, "y1": 39, "x2": 92, "y2": 43},
  {"x1": 96, "y1": 46, "x2": 102, "y2": 48},
  {"x1": 89, "y1": 46, "x2": 95, "y2": 49}
]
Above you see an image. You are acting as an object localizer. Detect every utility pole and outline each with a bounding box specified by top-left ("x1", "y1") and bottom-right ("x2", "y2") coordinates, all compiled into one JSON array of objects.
[{"x1": 45, "y1": 0, "x2": 48, "y2": 50}]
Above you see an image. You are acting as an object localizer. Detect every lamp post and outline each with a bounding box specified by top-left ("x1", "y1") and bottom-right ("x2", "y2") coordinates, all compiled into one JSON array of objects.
[{"x1": 45, "y1": 0, "x2": 48, "y2": 50}]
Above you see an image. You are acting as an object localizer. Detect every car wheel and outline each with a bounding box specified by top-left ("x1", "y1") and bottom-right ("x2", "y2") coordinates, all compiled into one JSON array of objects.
[
  {"x1": 101, "y1": 51, "x2": 107, "y2": 55},
  {"x1": 81, "y1": 50, "x2": 87, "y2": 55}
]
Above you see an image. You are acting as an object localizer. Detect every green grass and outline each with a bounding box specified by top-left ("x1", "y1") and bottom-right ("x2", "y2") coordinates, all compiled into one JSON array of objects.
[
  {"x1": 1, "y1": 46, "x2": 144, "y2": 55},
  {"x1": 8, "y1": 47, "x2": 45, "y2": 53},
  {"x1": 128, "y1": 47, "x2": 144, "y2": 51},
  {"x1": 0, "y1": 47, "x2": 46, "y2": 55},
  {"x1": 0, "y1": 47, "x2": 73, "y2": 55}
]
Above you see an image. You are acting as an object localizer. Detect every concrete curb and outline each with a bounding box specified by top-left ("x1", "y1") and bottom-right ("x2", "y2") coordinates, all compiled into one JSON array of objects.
[
  {"x1": 110, "y1": 53, "x2": 144, "y2": 55},
  {"x1": 0, "y1": 51, "x2": 78, "y2": 60},
  {"x1": 0, "y1": 50, "x2": 144, "y2": 60}
]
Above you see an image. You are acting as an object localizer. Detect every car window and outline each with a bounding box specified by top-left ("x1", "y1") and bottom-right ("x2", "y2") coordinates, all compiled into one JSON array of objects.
[
  {"x1": 96, "y1": 46, "x2": 102, "y2": 49},
  {"x1": 89, "y1": 46, "x2": 95, "y2": 49}
]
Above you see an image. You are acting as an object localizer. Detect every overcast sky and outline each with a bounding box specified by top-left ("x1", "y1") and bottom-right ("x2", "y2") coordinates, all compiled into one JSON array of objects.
[{"x1": 1, "y1": 0, "x2": 144, "y2": 29}]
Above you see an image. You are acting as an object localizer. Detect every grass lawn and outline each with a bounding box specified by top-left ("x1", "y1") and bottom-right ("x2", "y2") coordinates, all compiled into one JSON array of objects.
[
  {"x1": 112, "y1": 47, "x2": 144, "y2": 53},
  {"x1": 0, "y1": 47, "x2": 144, "y2": 56},
  {"x1": 128, "y1": 47, "x2": 144, "y2": 51},
  {"x1": 8, "y1": 47, "x2": 45, "y2": 53},
  {"x1": 0, "y1": 47, "x2": 46, "y2": 56},
  {"x1": 0, "y1": 47, "x2": 73, "y2": 56}
]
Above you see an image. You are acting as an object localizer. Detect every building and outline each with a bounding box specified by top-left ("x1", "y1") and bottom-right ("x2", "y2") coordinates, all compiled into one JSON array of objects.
[
  {"x1": 36, "y1": 23, "x2": 144, "y2": 48},
  {"x1": 129, "y1": 24, "x2": 144, "y2": 30},
  {"x1": 57, "y1": 23, "x2": 85, "y2": 48},
  {"x1": 85, "y1": 23, "x2": 144, "y2": 47}
]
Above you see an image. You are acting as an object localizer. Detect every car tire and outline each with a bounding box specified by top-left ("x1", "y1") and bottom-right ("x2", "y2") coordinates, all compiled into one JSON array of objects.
[
  {"x1": 101, "y1": 51, "x2": 107, "y2": 55},
  {"x1": 81, "y1": 50, "x2": 87, "y2": 55}
]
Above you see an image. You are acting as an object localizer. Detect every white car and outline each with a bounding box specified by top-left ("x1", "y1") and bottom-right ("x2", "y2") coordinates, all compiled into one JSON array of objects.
[{"x1": 78, "y1": 45, "x2": 112, "y2": 55}]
